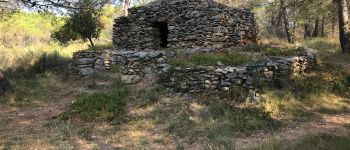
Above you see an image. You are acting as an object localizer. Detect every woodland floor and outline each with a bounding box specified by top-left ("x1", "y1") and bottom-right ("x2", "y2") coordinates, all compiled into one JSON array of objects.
[
  {"x1": 1, "y1": 38, "x2": 350, "y2": 150},
  {"x1": 0, "y1": 72, "x2": 349, "y2": 150}
]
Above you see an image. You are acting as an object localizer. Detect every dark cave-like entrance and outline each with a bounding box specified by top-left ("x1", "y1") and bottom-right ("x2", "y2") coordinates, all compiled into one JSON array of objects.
[{"x1": 152, "y1": 21, "x2": 169, "y2": 48}]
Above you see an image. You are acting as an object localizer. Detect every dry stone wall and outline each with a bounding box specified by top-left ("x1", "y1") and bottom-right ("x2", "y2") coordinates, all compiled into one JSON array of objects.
[
  {"x1": 113, "y1": 0, "x2": 258, "y2": 50},
  {"x1": 69, "y1": 48, "x2": 317, "y2": 94},
  {"x1": 161, "y1": 49, "x2": 317, "y2": 94},
  {"x1": 69, "y1": 50, "x2": 170, "y2": 83}
]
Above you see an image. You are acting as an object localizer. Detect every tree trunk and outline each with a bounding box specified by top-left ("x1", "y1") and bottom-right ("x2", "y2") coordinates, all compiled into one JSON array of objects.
[
  {"x1": 280, "y1": 0, "x2": 293, "y2": 43},
  {"x1": 304, "y1": 22, "x2": 309, "y2": 39},
  {"x1": 124, "y1": 0, "x2": 131, "y2": 16},
  {"x1": 332, "y1": 15, "x2": 336, "y2": 37},
  {"x1": 321, "y1": 17, "x2": 325, "y2": 37},
  {"x1": 276, "y1": 12, "x2": 283, "y2": 37},
  {"x1": 88, "y1": 37, "x2": 95, "y2": 47},
  {"x1": 312, "y1": 17, "x2": 320, "y2": 37},
  {"x1": 304, "y1": 21, "x2": 312, "y2": 39},
  {"x1": 337, "y1": 0, "x2": 350, "y2": 53}
]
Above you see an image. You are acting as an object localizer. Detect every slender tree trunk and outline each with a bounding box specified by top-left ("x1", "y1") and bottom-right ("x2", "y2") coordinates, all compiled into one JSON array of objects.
[
  {"x1": 293, "y1": 22, "x2": 296, "y2": 36},
  {"x1": 337, "y1": 0, "x2": 350, "y2": 53},
  {"x1": 88, "y1": 37, "x2": 95, "y2": 47},
  {"x1": 321, "y1": 17, "x2": 325, "y2": 37},
  {"x1": 124, "y1": 0, "x2": 131, "y2": 16},
  {"x1": 280, "y1": 0, "x2": 293, "y2": 43},
  {"x1": 312, "y1": 17, "x2": 320, "y2": 37},
  {"x1": 332, "y1": 15, "x2": 336, "y2": 37},
  {"x1": 276, "y1": 11, "x2": 283, "y2": 37},
  {"x1": 304, "y1": 20, "x2": 312, "y2": 39},
  {"x1": 304, "y1": 22, "x2": 309, "y2": 39}
]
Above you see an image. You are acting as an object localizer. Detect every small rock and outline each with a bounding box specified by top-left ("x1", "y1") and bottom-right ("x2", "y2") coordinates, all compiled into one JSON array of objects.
[
  {"x1": 217, "y1": 61, "x2": 224, "y2": 66},
  {"x1": 204, "y1": 80, "x2": 211, "y2": 84},
  {"x1": 79, "y1": 68, "x2": 94, "y2": 76},
  {"x1": 138, "y1": 52, "x2": 148, "y2": 59},
  {"x1": 221, "y1": 87, "x2": 230, "y2": 91},
  {"x1": 121, "y1": 75, "x2": 141, "y2": 84}
]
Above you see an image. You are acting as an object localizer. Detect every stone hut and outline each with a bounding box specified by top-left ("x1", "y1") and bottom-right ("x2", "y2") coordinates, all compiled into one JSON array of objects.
[{"x1": 113, "y1": 0, "x2": 258, "y2": 50}]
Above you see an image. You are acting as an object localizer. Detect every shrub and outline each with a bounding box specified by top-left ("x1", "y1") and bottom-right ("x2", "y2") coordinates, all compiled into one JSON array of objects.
[{"x1": 62, "y1": 85, "x2": 130, "y2": 122}]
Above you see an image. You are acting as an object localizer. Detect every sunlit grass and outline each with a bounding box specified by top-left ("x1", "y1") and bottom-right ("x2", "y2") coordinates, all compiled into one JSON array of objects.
[{"x1": 254, "y1": 124, "x2": 350, "y2": 150}]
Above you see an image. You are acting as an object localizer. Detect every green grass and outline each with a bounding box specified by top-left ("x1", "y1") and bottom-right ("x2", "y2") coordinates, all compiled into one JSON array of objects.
[
  {"x1": 0, "y1": 77, "x2": 60, "y2": 106},
  {"x1": 303, "y1": 37, "x2": 341, "y2": 53},
  {"x1": 242, "y1": 44, "x2": 305, "y2": 56},
  {"x1": 254, "y1": 125, "x2": 350, "y2": 150},
  {"x1": 149, "y1": 94, "x2": 281, "y2": 148},
  {"x1": 260, "y1": 63, "x2": 350, "y2": 121},
  {"x1": 62, "y1": 84, "x2": 130, "y2": 122},
  {"x1": 167, "y1": 51, "x2": 253, "y2": 67}
]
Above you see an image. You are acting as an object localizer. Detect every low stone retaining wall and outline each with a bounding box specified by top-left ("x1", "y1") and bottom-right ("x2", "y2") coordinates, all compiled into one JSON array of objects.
[
  {"x1": 161, "y1": 48, "x2": 317, "y2": 93},
  {"x1": 69, "y1": 48, "x2": 317, "y2": 96},
  {"x1": 69, "y1": 50, "x2": 170, "y2": 83}
]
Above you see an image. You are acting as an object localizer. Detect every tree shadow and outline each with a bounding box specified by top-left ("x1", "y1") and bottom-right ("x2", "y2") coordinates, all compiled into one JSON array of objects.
[
  {"x1": 2, "y1": 50, "x2": 71, "y2": 80},
  {"x1": 0, "y1": 50, "x2": 72, "y2": 104}
]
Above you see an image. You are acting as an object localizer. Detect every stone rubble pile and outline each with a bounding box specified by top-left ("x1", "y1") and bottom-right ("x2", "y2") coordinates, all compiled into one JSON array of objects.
[{"x1": 113, "y1": 0, "x2": 258, "y2": 50}]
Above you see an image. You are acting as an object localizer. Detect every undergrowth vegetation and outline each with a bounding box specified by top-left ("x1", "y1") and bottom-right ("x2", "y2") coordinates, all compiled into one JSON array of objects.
[
  {"x1": 62, "y1": 87, "x2": 130, "y2": 122},
  {"x1": 0, "y1": 7, "x2": 115, "y2": 72},
  {"x1": 167, "y1": 51, "x2": 253, "y2": 67},
  {"x1": 0, "y1": 9, "x2": 349, "y2": 149},
  {"x1": 261, "y1": 66, "x2": 350, "y2": 121},
  {"x1": 242, "y1": 44, "x2": 305, "y2": 56},
  {"x1": 255, "y1": 124, "x2": 350, "y2": 150},
  {"x1": 0, "y1": 8, "x2": 116, "y2": 105}
]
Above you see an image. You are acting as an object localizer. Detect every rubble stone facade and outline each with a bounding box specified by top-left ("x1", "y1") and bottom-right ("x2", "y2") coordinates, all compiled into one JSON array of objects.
[{"x1": 113, "y1": 0, "x2": 258, "y2": 50}]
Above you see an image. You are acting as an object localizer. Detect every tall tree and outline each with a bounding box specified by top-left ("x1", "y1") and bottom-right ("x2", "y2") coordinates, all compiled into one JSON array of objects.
[
  {"x1": 312, "y1": 17, "x2": 320, "y2": 37},
  {"x1": 332, "y1": 14, "x2": 337, "y2": 37},
  {"x1": 280, "y1": 0, "x2": 294, "y2": 43},
  {"x1": 51, "y1": 0, "x2": 105, "y2": 47},
  {"x1": 321, "y1": 16, "x2": 325, "y2": 37},
  {"x1": 336, "y1": 0, "x2": 350, "y2": 53},
  {"x1": 304, "y1": 21, "x2": 312, "y2": 39}
]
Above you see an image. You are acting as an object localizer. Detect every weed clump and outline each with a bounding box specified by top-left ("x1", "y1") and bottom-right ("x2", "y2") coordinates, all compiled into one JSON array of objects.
[{"x1": 62, "y1": 85, "x2": 130, "y2": 122}]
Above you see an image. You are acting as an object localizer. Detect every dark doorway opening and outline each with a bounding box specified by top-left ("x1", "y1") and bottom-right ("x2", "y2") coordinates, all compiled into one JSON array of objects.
[{"x1": 152, "y1": 21, "x2": 169, "y2": 48}]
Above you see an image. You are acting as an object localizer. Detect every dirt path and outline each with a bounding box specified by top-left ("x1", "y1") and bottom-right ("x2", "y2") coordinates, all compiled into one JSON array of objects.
[{"x1": 0, "y1": 88, "x2": 75, "y2": 147}]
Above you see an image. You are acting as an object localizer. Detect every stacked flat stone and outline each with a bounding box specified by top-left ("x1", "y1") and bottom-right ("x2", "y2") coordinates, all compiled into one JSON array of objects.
[
  {"x1": 162, "y1": 48, "x2": 318, "y2": 93},
  {"x1": 69, "y1": 50, "x2": 170, "y2": 83},
  {"x1": 69, "y1": 51, "x2": 103, "y2": 76},
  {"x1": 69, "y1": 48, "x2": 317, "y2": 97},
  {"x1": 113, "y1": 0, "x2": 258, "y2": 50}
]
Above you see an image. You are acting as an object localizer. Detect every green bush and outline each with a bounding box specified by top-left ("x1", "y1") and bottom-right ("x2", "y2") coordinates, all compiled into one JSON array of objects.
[{"x1": 62, "y1": 86, "x2": 130, "y2": 122}]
